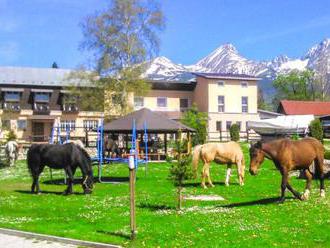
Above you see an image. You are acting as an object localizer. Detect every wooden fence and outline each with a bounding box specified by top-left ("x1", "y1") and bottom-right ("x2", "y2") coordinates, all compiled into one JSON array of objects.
[{"x1": 207, "y1": 130, "x2": 261, "y2": 143}]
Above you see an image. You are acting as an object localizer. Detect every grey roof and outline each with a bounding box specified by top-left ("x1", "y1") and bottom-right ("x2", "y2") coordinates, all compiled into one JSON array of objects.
[
  {"x1": 193, "y1": 72, "x2": 261, "y2": 81},
  {"x1": 0, "y1": 66, "x2": 91, "y2": 87},
  {"x1": 104, "y1": 108, "x2": 195, "y2": 133}
]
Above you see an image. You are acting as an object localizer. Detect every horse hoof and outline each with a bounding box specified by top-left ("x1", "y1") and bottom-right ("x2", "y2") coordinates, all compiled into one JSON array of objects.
[
  {"x1": 84, "y1": 190, "x2": 92, "y2": 195},
  {"x1": 301, "y1": 190, "x2": 310, "y2": 201},
  {"x1": 277, "y1": 198, "x2": 285, "y2": 204},
  {"x1": 201, "y1": 185, "x2": 207, "y2": 189},
  {"x1": 225, "y1": 183, "x2": 229, "y2": 187},
  {"x1": 320, "y1": 189, "x2": 326, "y2": 198},
  {"x1": 210, "y1": 184, "x2": 215, "y2": 188}
]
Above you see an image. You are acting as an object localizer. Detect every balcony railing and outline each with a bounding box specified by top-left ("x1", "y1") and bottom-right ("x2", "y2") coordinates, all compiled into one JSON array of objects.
[
  {"x1": 62, "y1": 104, "x2": 79, "y2": 113},
  {"x1": 2, "y1": 102, "x2": 21, "y2": 112},
  {"x1": 33, "y1": 103, "x2": 50, "y2": 115}
]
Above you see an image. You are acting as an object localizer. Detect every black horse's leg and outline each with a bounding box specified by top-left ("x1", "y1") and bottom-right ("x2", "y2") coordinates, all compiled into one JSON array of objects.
[
  {"x1": 286, "y1": 182, "x2": 302, "y2": 200},
  {"x1": 63, "y1": 167, "x2": 73, "y2": 195},
  {"x1": 32, "y1": 165, "x2": 44, "y2": 194}
]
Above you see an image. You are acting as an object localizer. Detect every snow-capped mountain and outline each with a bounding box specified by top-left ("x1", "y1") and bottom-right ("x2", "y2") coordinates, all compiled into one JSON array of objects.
[{"x1": 143, "y1": 38, "x2": 330, "y2": 83}]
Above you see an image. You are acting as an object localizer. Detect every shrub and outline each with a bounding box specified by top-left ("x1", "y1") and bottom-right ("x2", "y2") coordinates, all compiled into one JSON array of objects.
[
  {"x1": 310, "y1": 119, "x2": 323, "y2": 143},
  {"x1": 5, "y1": 130, "x2": 17, "y2": 142},
  {"x1": 230, "y1": 123, "x2": 240, "y2": 142},
  {"x1": 324, "y1": 150, "x2": 330, "y2": 160},
  {"x1": 168, "y1": 133, "x2": 193, "y2": 210},
  {"x1": 291, "y1": 133, "x2": 299, "y2": 140}
]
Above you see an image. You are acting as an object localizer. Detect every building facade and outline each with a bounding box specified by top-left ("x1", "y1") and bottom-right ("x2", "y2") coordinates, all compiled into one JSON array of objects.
[
  {"x1": 113, "y1": 72, "x2": 261, "y2": 141},
  {"x1": 0, "y1": 67, "x2": 103, "y2": 143}
]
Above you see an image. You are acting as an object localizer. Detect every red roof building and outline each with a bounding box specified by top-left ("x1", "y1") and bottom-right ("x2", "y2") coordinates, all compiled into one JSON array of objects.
[{"x1": 278, "y1": 100, "x2": 330, "y2": 116}]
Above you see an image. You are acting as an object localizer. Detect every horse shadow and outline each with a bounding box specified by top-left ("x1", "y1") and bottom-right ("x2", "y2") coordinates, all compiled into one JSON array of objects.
[
  {"x1": 42, "y1": 176, "x2": 129, "y2": 185},
  {"x1": 14, "y1": 190, "x2": 86, "y2": 196},
  {"x1": 218, "y1": 196, "x2": 296, "y2": 208}
]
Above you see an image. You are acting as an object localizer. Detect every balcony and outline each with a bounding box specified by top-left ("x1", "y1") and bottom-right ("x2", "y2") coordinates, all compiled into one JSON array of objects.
[
  {"x1": 33, "y1": 103, "x2": 50, "y2": 115},
  {"x1": 2, "y1": 102, "x2": 21, "y2": 112},
  {"x1": 62, "y1": 104, "x2": 79, "y2": 113}
]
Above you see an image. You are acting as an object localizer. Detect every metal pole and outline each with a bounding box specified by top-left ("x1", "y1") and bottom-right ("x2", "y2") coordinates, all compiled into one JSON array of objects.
[{"x1": 129, "y1": 168, "x2": 136, "y2": 240}]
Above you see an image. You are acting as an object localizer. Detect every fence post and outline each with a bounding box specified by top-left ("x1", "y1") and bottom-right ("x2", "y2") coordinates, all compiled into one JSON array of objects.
[
  {"x1": 246, "y1": 129, "x2": 249, "y2": 142},
  {"x1": 219, "y1": 130, "x2": 222, "y2": 142}
]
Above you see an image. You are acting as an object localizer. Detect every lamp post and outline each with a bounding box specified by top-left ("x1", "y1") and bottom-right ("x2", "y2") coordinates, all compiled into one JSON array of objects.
[{"x1": 128, "y1": 150, "x2": 136, "y2": 240}]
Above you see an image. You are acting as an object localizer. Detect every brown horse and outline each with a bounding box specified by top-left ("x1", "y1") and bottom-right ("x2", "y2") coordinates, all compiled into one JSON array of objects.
[
  {"x1": 249, "y1": 137, "x2": 325, "y2": 203},
  {"x1": 193, "y1": 142, "x2": 245, "y2": 189}
]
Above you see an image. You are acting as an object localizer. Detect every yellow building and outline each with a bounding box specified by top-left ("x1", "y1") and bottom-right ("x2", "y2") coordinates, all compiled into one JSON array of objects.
[{"x1": 108, "y1": 73, "x2": 261, "y2": 141}]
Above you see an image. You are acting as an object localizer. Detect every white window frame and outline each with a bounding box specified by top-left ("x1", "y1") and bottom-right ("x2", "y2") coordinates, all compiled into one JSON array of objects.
[
  {"x1": 218, "y1": 95, "x2": 225, "y2": 112},
  {"x1": 180, "y1": 98, "x2": 189, "y2": 110},
  {"x1": 157, "y1": 97, "x2": 167, "y2": 108},
  {"x1": 60, "y1": 120, "x2": 76, "y2": 131},
  {"x1": 242, "y1": 96, "x2": 248, "y2": 113},
  {"x1": 83, "y1": 120, "x2": 98, "y2": 130},
  {"x1": 216, "y1": 121, "x2": 222, "y2": 131},
  {"x1": 17, "y1": 120, "x2": 27, "y2": 130},
  {"x1": 134, "y1": 96, "x2": 144, "y2": 108}
]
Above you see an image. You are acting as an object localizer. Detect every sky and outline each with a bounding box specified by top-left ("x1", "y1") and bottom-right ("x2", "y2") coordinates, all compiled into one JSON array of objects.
[{"x1": 0, "y1": 0, "x2": 330, "y2": 68}]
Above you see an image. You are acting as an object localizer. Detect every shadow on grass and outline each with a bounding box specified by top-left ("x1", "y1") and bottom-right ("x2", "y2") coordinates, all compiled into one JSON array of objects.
[
  {"x1": 138, "y1": 202, "x2": 174, "y2": 211},
  {"x1": 14, "y1": 190, "x2": 86, "y2": 196},
  {"x1": 96, "y1": 230, "x2": 130, "y2": 240},
  {"x1": 42, "y1": 176, "x2": 129, "y2": 185},
  {"x1": 219, "y1": 196, "x2": 296, "y2": 208},
  {"x1": 182, "y1": 181, "x2": 239, "y2": 187}
]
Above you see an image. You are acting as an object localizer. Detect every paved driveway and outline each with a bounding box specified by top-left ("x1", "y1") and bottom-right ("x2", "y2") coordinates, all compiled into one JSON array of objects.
[{"x1": 0, "y1": 233, "x2": 77, "y2": 248}]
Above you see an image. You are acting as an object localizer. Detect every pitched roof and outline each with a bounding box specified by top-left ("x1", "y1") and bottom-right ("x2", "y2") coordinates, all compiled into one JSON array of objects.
[
  {"x1": 104, "y1": 108, "x2": 195, "y2": 133},
  {"x1": 0, "y1": 66, "x2": 91, "y2": 87},
  {"x1": 279, "y1": 100, "x2": 330, "y2": 116},
  {"x1": 193, "y1": 72, "x2": 260, "y2": 81}
]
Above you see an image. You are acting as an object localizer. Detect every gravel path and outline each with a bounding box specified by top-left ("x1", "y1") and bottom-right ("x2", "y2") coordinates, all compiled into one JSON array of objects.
[{"x1": 0, "y1": 233, "x2": 77, "y2": 248}]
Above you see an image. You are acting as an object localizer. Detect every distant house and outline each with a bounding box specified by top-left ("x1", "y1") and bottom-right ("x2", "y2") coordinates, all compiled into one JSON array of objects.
[
  {"x1": 0, "y1": 66, "x2": 103, "y2": 142},
  {"x1": 258, "y1": 109, "x2": 283, "y2": 119},
  {"x1": 278, "y1": 100, "x2": 330, "y2": 116}
]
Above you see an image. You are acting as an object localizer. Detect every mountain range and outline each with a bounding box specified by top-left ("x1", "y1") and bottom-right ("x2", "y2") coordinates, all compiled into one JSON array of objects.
[{"x1": 143, "y1": 38, "x2": 330, "y2": 97}]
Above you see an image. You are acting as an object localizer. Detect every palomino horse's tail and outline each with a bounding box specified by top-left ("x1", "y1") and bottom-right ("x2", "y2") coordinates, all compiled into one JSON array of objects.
[{"x1": 192, "y1": 145, "x2": 203, "y2": 178}]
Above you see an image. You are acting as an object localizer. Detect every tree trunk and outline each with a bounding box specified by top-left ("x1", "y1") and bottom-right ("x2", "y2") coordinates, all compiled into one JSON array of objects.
[{"x1": 177, "y1": 186, "x2": 182, "y2": 210}]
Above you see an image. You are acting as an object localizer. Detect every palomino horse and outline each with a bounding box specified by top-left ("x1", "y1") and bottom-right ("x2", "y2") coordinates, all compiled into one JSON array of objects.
[
  {"x1": 193, "y1": 142, "x2": 245, "y2": 188},
  {"x1": 249, "y1": 137, "x2": 325, "y2": 203},
  {"x1": 5, "y1": 140, "x2": 19, "y2": 167}
]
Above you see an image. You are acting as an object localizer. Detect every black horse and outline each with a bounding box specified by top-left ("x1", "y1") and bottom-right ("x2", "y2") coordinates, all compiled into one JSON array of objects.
[{"x1": 27, "y1": 143, "x2": 94, "y2": 195}]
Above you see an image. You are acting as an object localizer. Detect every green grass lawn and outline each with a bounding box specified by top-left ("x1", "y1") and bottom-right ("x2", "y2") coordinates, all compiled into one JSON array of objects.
[{"x1": 0, "y1": 144, "x2": 329, "y2": 247}]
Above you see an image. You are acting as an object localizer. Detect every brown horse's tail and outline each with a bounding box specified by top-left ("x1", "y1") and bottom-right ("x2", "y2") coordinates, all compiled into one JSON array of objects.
[{"x1": 192, "y1": 145, "x2": 203, "y2": 178}]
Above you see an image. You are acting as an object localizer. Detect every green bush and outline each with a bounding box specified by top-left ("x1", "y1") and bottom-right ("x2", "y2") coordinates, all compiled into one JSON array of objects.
[
  {"x1": 324, "y1": 150, "x2": 330, "y2": 160},
  {"x1": 291, "y1": 133, "x2": 299, "y2": 140},
  {"x1": 310, "y1": 119, "x2": 323, "y2": 143},
  {"x1": 230, "y1": 123, "x2": 240, "y2": 142},
  {"x1": 5, "y1": 130, "x2": 17, "y2": 142}
]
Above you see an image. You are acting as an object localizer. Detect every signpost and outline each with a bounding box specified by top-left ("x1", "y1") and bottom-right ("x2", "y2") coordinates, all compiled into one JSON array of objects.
[{"x1": 128, "y1": 151, "x2": 136, "y2": 240}]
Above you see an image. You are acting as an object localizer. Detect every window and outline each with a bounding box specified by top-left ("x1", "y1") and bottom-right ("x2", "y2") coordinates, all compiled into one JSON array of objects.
[
  {"x1": 17, "y1": 120, "x2": 27, "y2": 130},
  {"x1": 216, "y1": 121, "x2": 222, "y2": 131},
  {"x1": 237, "y1": 121, "x2": 242, "y2": 131},
  {"x1": 242, "y1": 97, "x2": 248, "y2": 113},
  {"x1": 226, "y1": 121, "x2": 232, "y2": 131},
  {"x1": 4, "y1": 92, "x2": 20, "y2": 102},
  {"x1": 241, "y1": 81, "x2": 248, "y2": 88},
  {"x1": 35, "y1": 93, "x2": 50, "y2": 102},
  {"x1": 180, "y1": 98, "x2": 189, "y2": 109},
  {"x1": 217, "y1": 81, "x2": 225, "y2": 87},
  {"x1": 157, "y1": 97, "x2": 167, "y2": 108},
  {"x1": 1, "y1": 120, "x2": 10, "y2": 129},
  {"x1": 218, "y1": 96, "x2": 225, "y2": 112},
  {"x1": 60, "y1": 120, "x2": 76, "y2": 131},
  {"x1": 134, "y1": 96, "x2": 144, "y2": 108},
  {"x1": 83, "y1": 120, "x2": 98, "y2": 130}
]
